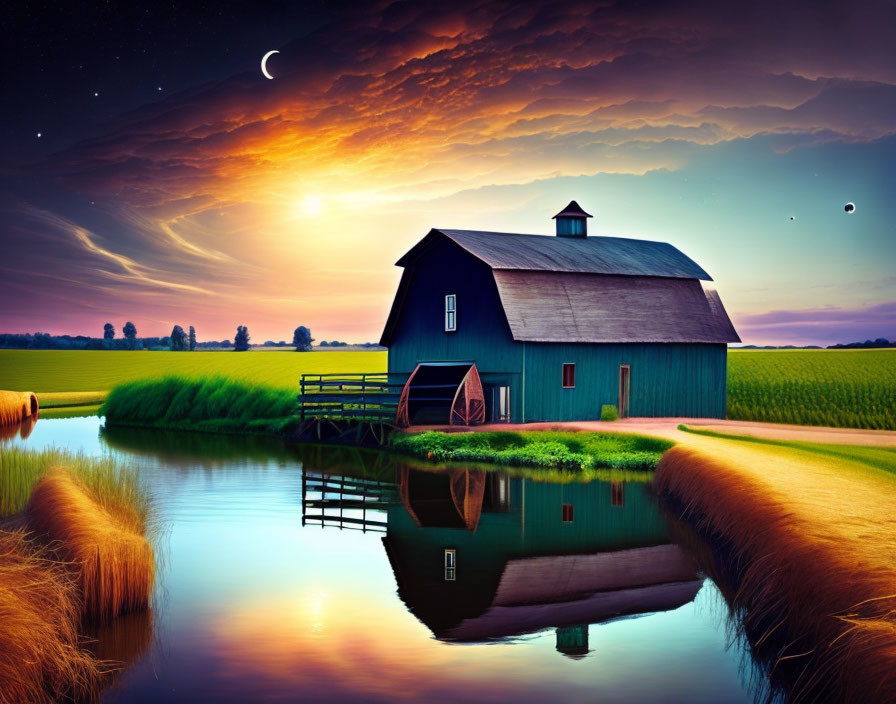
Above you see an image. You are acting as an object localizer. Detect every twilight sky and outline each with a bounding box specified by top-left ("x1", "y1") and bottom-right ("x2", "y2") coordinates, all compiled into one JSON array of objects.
[{"x1": 1, "y1": 0, "x2": 894, "y2": 346}]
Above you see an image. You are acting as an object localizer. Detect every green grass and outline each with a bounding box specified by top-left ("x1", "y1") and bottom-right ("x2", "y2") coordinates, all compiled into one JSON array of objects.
[
  {"x1": 101, "y1": 376, "x2": 302, "y2": 435},
  {"x1": 679, "y1": 425, "x2": 896, "y2": 476},
  {"x1": 727, "y1": 349, "x2": 896, "y2": 430},
  {"x1": 0, "y1": 446, "x2": 152, "y2": 523},
  {"x1": 0, "y1": 349, "x2": 386, "y2": 394},
  {"x1": 36, "y1": 391, "x2": 107, "y2": 408},
  {"x1": 390, "y1": 430, "x2": 673, "y2": 471}
]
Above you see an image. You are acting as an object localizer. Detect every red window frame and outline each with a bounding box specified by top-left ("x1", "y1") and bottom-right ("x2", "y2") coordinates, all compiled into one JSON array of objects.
[
  {"x1": 562, "y1": 363, "x2": 575, "y2": 388},
  {"x1": 561, "y1": 503, "x2": 574, "y2": 522}
]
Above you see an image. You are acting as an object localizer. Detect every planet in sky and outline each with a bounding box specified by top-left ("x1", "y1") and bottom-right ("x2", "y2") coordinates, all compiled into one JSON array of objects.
[{"x1": 261, "y1": 50, "x2": 279, "y2": 80}]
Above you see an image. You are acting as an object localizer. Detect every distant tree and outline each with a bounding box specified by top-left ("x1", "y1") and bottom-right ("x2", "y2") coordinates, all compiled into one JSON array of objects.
[
  {"x1": 188, "y1": 325, "x2": 196, "y2": 351},
  {"x1": 103, "y1": 323, "x2": 115, "y2": 340},
  {"x1": 170, "y1": 325, "x2": 187, "y2": 351},
  {"x1": 234, "y1": 325, "x2": 250, "y2": 351},
  {"x1": 122, "y1": 321, "x2": 137, "y2": 350},
  {"x1": 292, "y1": 326, "x2": 313, "y2": 352}
]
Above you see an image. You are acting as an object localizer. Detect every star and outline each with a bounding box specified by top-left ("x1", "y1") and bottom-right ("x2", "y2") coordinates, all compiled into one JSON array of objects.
[
  {"x1": 36, "y1": 132, "x2": 42, "y2": 138},
  {"x1": 157, "y1": 86, "x2": 162, "y2": 91},
  {"x1": 94, "y1": 92, "x2": 99, "y2": 97}
]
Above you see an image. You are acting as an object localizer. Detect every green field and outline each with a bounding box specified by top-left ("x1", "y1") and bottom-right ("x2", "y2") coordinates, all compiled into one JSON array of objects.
[
  {"x1": 727, "y1": 349, "x2": 896, "y2": 430},
  {"x1": 0, "y1": 348, "x2": 893, "y2": 429},
  {"x1": 0, "y1": 350, "x2": 387, "y2": 394}
]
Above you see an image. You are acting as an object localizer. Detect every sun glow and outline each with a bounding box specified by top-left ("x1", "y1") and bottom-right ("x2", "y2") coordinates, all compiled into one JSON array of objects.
[{"x1": 301, "y1": 195, "x2": 324, "y2": 217}]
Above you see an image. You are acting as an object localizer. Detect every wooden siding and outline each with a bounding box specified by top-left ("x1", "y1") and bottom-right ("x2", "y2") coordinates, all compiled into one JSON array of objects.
[
  {"x1": 522, "y1": 342, "x2": 728, "y2": 421},
  {"x1": 385, "y1": 238, "x2": 728, "y2": 421}
]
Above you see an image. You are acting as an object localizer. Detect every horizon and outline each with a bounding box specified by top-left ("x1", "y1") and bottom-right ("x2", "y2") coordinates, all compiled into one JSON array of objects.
[{"x1": 2, "y1": 1, "x2": 894, "y2": 346}]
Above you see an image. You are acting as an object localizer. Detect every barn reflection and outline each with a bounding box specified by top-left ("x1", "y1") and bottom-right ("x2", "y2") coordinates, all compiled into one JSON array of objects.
[{"x1": 301, "y1": 458, "x2": 701, "y2": 656}]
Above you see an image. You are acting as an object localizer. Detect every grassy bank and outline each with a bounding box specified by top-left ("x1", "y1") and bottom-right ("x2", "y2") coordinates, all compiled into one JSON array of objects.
[
  {"x1": 727, "y1": 349, "x2": 896, "y2": 429},
  {"x1": 0, "y1": 448, "x2": 155, "y2": 702},
  {"x1": 680, "y1": 425, "x2": 896, "y2": 475},
  {"x1": 654, "y1": 432, "x2": 896, "y2": 702},
  {"x1": 101, "y1": 375, "x2": 302, "y2": 435},
  {"x1": 391, "y1": 430, "x2": 672, "y2": 471}
]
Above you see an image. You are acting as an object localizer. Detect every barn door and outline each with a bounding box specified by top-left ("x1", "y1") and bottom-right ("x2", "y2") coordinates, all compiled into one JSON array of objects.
[{"x1": 619, "y1": 365, "x2": 630, "y2": 418}]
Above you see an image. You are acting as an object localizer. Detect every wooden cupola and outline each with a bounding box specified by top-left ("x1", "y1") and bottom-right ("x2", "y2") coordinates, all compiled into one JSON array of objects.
[{"x1": 552, "y1": 200, "x2": 593, "y2": 237}]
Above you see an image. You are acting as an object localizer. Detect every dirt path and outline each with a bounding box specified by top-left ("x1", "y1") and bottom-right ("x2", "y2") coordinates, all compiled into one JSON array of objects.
[{"x1": 410, "y1": 417, "x2": 896, "y2": 447}]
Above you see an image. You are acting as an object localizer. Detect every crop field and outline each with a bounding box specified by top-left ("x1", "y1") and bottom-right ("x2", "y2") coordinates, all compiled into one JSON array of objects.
[
  {"x1": 0, "y1": 349, "x2": 387, "y2": 394},
  {"x1": 727, "y1": 349, "x2": 896, "y2": 430}
]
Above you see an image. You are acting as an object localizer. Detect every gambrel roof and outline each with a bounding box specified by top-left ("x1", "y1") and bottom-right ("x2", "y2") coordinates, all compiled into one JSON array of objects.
[{"x1": 382, "y1": 229, "x2": 740, "y2": 346}]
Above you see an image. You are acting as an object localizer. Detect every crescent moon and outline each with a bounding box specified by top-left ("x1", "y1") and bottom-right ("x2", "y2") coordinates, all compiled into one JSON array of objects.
[{"x1": 261, "y1": 50, "x2": 279, "y2": 80}]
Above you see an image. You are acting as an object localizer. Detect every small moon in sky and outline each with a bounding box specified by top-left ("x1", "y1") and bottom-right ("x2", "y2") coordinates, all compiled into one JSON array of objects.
[
  {"x1": 261, "y1": 50, "x2": 279, "y2": 80},
  {"x1": 844, "y1": 202, "x2": 856, "y2": 213}
]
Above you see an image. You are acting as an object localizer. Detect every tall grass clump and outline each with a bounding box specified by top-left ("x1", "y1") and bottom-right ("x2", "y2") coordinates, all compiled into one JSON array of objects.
[
  {"x1": 0, "y1": 446, "x2": 150, "y2": 527},
  {"x1": 0, "y1": 389, "x2": 38, "y2": 426},
  {"x1": 0, "y1": 449, "x2": 155, "y2": 700},
  {"x1": 0, "y1": 530, "x2": 101, "y2": 704},
  {"x1": 727, "y1": 349, "x2": 896, "y2": 430},
  {"x1": 26, "y1": 473, "x2": 155, "y2": 622},
  {"x1": 102, "y1": 375, "x2": 300, "y2": 434},
  {"x1": 391, "y1": 430, "x2": 672, "y2": 471}
]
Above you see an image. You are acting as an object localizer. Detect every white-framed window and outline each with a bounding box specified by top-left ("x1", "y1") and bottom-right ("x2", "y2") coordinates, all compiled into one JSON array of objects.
[
  {"x1": 445, "y1": 294, "x2": 457, "y2": 332},
  {"x1": 444, "y1": 548, "x2": 456, "y2": 580},
  {"x1": 494, "y1": 385, "x2": 510, "y2": 422}
]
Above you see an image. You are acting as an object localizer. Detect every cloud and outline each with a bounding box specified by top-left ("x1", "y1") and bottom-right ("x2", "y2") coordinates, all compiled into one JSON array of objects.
[{"x1": 734, "y1": 302, "x2": 896, "y2": 346}]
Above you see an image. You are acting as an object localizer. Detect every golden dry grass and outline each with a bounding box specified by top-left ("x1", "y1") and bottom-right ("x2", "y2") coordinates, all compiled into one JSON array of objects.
[
  {"x1": 655, "y1": 439, "x2": 896, "y2": 702},
  {"x1": 26, "y1": 473, "x2": 155, "y2": 622},
  {"x1": 0, "y1": 529, "x2": 101, "y2": 704},
  {"x1": 0, "y1": 389, "x2": 38, "y2": 426}
]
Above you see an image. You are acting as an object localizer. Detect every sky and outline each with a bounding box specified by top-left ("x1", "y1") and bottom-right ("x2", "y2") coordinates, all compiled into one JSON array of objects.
[{"x1": 1, "y1": 0, "x2": 894, "y2": 346}]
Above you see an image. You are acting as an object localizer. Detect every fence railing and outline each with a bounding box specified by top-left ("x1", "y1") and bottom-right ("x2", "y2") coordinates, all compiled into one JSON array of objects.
[{"x1": 298, "y1": 373, "x2": 406, "y2": 423}]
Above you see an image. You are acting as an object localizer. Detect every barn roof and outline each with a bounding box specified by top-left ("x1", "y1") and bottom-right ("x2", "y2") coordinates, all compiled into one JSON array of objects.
[
  {"x1": 382, "y1": 228, "x2": 740, "y2": 346},
  {"x1": 396, "y1": 228, "x2": 712, "y2": 280},
  {"x1": 493, "y1": 271, "x2": 740, "y2": 343}
]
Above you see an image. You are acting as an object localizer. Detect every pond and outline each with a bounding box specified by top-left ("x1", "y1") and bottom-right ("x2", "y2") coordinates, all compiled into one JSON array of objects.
[{"x1": 5, "y1": 417, "x2": 763, "y2": 703}]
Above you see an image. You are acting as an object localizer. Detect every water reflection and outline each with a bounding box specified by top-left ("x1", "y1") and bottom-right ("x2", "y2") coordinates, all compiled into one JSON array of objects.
[
  {"x1": 8, "y1": 418, "x2": 755, "y2": 704},
  {"x1": 0, "y1": 414, "x2": 37, "y2": 441},
  {"x1": 377, "y1": 464, "x2": 698, "y2": 647}
]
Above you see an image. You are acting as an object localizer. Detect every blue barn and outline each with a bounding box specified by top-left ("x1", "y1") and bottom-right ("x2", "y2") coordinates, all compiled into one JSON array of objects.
[{"x1": 380, "y1": 201, "x2": 740, "y2": 424}]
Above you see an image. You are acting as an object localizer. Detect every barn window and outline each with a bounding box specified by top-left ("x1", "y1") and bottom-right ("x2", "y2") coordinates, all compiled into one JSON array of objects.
[
  {"x1": 444, "y1": 549, "x2": 456, "y2": 580},
  {"x1": 562, "y1": 363, "x2": 576, "y2": 388},
  {"x1": 445, "y1": 294, "x2": 457, "y2": 332},
  {"x1": 611, "y1": 482, "x2": 625, "y2": 507},
  {"x1": 561, "y1": 503, "x2": 574, "y2": 522}
]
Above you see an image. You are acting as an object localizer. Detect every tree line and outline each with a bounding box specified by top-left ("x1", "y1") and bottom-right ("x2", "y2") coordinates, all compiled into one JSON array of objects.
[{"x1": 0, "y1": 323, "x2": 324, "y2": 352}]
